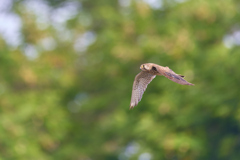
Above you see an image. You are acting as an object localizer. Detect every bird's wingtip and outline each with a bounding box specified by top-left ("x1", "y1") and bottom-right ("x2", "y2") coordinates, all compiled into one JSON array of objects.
[{"x1": 129, "y1": 103, "x2": 136, "y2": 109}]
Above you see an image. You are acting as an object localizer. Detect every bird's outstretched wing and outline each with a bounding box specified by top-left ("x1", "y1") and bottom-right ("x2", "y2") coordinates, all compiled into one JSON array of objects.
[
  {"x1": 157, "y1": 66, "x2": 194, "y2": 85},
  {"x1": 130, "y1": 71, "x2": 156, "y2": 109}
]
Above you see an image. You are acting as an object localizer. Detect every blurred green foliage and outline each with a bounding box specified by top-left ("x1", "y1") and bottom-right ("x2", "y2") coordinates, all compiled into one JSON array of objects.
[{"x1": 0, "y1": 0, "x2": 240, "y2": 159}]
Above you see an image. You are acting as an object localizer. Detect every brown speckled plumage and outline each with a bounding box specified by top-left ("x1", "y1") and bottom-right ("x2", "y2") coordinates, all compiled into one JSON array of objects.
[{"x1": 130, "y1": 63, "x2": 194, "y2": 109}]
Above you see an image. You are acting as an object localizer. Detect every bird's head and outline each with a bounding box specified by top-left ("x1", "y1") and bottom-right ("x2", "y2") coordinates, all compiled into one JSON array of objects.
[{"x1": 140, "y1": 64, "x2": 150, "y2": 71}]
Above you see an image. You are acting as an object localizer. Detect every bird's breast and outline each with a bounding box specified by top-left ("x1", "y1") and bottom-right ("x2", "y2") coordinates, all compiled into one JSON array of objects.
[{"x1": 148, "y1": 70, "x2": 161, "y2": 76}]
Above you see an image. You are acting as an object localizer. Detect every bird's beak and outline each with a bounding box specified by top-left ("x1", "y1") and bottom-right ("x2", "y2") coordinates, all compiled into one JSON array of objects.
[{"x1": 140, "y1": 65, "x2": 143, "y2": 70}]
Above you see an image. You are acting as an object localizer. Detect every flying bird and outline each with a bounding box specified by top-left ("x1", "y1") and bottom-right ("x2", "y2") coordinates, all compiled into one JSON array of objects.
[{"x1": 130, "y1": 63, "x2": 194, "y2": 109}]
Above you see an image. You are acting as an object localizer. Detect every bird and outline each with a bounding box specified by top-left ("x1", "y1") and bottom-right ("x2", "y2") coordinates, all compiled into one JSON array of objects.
[{"x1": 130, "y1": 63, "x2": 194, "y2": 109}]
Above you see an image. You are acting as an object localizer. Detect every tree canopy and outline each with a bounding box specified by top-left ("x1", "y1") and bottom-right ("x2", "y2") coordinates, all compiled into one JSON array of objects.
[{"x1": 0, "y1": 0, "x2": 240, "y2": 159}]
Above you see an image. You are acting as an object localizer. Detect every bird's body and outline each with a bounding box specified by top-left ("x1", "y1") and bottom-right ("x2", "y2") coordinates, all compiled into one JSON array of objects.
[{"x1": 130, "y1": 63, "x2": 194, "y2": 109}]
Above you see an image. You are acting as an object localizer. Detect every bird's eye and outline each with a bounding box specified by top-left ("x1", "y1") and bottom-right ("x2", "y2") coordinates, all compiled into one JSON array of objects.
[
  {"x1": 152, "y1": 66, "x2": 157, "y2": 71},
  {"x1": 142, "y1": 65, "x2": 145, "y2": 68}
]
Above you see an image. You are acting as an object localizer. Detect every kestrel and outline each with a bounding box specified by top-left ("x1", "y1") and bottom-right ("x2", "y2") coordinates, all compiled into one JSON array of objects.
[{"x1": 130, "y1": 63, "x2": 194, "y2": 109}]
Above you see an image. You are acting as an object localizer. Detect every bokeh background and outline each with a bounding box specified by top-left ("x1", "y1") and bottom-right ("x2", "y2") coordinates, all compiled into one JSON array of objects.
[{"x1": 1, "y1": 0, "x2": 240, "y2": 159}]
